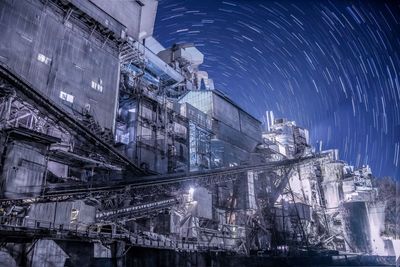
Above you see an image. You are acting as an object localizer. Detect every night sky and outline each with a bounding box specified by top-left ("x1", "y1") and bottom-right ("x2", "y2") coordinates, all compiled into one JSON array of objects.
[{"x1": 154, "y1": 0, "x2": 400, "y2": 179}]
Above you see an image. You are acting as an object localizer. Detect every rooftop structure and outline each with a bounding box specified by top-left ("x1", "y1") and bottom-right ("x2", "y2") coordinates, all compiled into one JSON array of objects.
[{"x1": 90, "y1": 0, "x2": 158, "y2": 40}]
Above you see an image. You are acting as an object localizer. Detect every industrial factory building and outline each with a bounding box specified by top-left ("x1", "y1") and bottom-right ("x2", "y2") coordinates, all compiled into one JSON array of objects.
[{"x1": 0, "y1": 0, "x2": 397, "y2": 266}]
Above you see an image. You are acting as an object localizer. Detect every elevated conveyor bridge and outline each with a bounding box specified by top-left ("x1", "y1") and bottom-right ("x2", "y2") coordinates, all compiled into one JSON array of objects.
[{"x1": 0, "y1": 156, "x2": 315, "y2": 205}]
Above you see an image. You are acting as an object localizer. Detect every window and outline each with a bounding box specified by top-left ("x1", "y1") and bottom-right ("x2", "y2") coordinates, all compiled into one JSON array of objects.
[
  {"x1": 37, "y1": 53, "x2": 51, "y2": 65},
  {"x1": 91, "y1": 79, "x2": 103, "y2": 92},
  {"x1": 70, "y1": 208, "x2": 79, "y2": 223},
  {"x1": 59, "y1": 91, "x2": 74, "y2": 103}
]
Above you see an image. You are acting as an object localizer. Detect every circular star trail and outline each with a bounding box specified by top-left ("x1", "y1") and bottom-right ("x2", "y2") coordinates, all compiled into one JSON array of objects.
[{"x1": 154, "y1": 0, "x2": 400, "y2": 179}]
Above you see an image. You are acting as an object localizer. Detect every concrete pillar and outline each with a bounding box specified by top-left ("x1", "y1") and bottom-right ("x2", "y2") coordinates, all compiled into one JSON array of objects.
[
  {"x1": 28, "y1": 240, "x2": 68, "y2": 267},
  {"x1": 0, "y1": 250, "x2": 17, "y2": 267},
  {"x1": 112, "y1": 241, "x2": 126, "y2": 267}
]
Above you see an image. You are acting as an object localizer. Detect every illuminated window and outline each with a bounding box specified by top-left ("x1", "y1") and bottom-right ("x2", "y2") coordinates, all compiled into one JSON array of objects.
[
  {"x1": 70, "y1": 208, "x2": 79, "y2": 223},
  {"x1": 59, "y1": 91, "x2": 74, "y2": 103},
  {"x1": 37, "y1": 53, "x2": 51, "y2": 65},
  {"x1": 91, "y1": 79, "x2": 103, "y2": 92}
]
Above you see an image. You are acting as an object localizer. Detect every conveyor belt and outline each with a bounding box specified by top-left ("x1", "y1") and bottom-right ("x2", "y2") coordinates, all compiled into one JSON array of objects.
[
  {"x1": 45, "y1": 156, "x2": 315, "y2": 196},
  {"x1": 0, "y1": 156, "x2": 315, "y2": 205},
  {"x1": 96, "y1": 198, "x2": 179, "y2": 220}
]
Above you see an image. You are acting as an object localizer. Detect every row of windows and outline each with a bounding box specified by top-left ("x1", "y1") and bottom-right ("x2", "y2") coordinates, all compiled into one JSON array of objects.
[
  {"x1": 59, "y1": 91, "x2": 74, "y2": 103},
  {"x1": 37, "y1": 53, "x2": 51, "y2": 65},
  {"x1": 91, "y1": 80, "x2": 103, "y2": 92},
  {"x1": 38, "y1": 53, "x2": 104, "y2": 97},
  {"x1": 59, "y1": 81, "x2": 104, "y2": 103}
]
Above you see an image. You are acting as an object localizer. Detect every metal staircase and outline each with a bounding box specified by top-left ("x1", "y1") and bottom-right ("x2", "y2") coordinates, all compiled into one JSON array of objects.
[{"x1": 120, "y1": 41, "x2": 145, "y2": 69}]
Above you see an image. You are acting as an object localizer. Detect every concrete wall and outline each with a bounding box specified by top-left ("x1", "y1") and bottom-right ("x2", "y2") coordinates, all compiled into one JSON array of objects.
[
  {"x1": 343, "y1": 201, "x2": 372, "y2": 253},
  {"x1": 322, "y1": 162, "x2": 344, "y2": 209},
  {"x1": 93, "y1": 243, "x2": 111, "y2": 258},
  {"x1": 29, "y1": 240, "x2": 68, "y2": 267},
  {"x1": 0, "y1": 251, "x2": 17, "y2": 267},
  {"x1": 367, "y1": 202, "x2": 387, "y2": 255},
  {"x1": 0, "y1": 0, "x2": 119, "y2": 130}
]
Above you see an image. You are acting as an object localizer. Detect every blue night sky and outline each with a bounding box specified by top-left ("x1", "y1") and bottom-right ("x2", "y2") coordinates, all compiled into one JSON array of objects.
[{"x1": 154, "y1": 0, "x2": 400, "y2": 179}]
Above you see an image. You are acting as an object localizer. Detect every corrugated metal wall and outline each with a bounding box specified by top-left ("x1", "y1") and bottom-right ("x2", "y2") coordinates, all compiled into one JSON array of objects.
[
  {"x1": 213, "y1": 94, "x2": 240, "y2": 131},
  {"x1": 239, "y1": 110, "x2": 262, "y2": 141},
  {"x1": 212, "y1": 121, "x2": 259, "y2": 153},
  {"x1": 27, "y1": 200, "x2": 96, "y2": 229},
  {"x1": 0, "y1": 0, "x2": 119, "y2": 130},
  {"x1": 1, "y1": 141, "x2": 46, "y2": 198},
  {"x1": 180, "y1": 91, "x2": 262, "y2": 153}
]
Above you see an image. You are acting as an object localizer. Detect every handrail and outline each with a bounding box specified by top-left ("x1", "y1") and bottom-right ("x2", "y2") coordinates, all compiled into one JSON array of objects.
[{"x1": 0, "y1": 215, "x2": 237, "y2": 252}]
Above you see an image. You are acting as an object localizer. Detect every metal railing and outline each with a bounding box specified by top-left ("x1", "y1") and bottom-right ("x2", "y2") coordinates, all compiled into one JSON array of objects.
[{"x1": 0, "y1": 215, "x2": 237, "y2": 252}]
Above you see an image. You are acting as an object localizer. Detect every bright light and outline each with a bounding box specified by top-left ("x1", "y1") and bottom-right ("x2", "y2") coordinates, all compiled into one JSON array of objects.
[
  {"x1": 188, "y1": 187, "x2": 195, "y2": 202},
  {"x1": 189, "y1": 187, "x2": 195, "y2": 195}
]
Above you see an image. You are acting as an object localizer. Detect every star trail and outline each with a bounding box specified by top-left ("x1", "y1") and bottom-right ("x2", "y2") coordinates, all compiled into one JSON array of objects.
[{"x1": 154, "y1": 0, "x2": 400, "y2": 179}]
